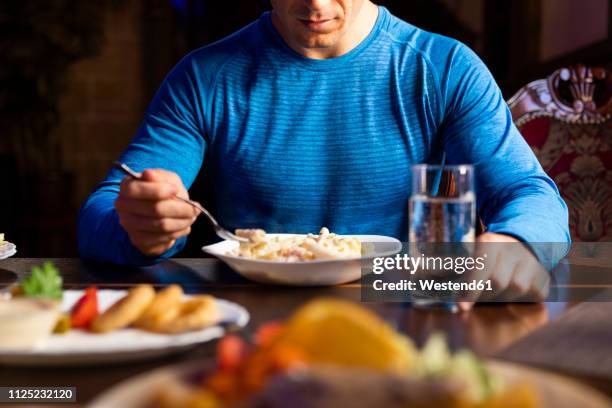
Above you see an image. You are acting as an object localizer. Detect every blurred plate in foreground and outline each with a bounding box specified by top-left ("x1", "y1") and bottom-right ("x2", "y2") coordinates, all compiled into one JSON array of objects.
[
  {"x1": 89, "y1": 359, "x2": 612, "y2": 408},
  {"x1": 0, "y1": 289, "x2": 249, "y2": 366}
]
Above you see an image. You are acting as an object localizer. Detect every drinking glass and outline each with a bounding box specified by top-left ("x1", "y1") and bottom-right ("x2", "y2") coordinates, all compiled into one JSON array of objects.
[{"x1": 408, "y1": 164, "x2": 476, "y2": 311}]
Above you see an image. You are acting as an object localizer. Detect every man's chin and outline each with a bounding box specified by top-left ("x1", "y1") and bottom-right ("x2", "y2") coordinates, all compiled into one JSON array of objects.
[{"x1": 297, "y1": 33, "x2": 341, "y2": 50}]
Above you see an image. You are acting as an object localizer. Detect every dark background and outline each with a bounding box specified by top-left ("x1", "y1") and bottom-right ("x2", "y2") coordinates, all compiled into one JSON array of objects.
[{"x1": 1, "y1": 0, "x2": 611, "y2": 257}]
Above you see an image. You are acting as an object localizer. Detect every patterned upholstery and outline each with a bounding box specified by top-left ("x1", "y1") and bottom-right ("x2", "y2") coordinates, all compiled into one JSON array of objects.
[
  {"x1": 508, "y1": 65, "x2": 612, "y2": 242},
  {"x1": 518, "y1": 118, "x2": 612, "y2": 241}
]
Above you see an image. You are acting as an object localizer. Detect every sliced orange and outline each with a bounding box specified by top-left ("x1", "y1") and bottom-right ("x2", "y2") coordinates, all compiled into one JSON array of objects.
[{"x1": 272, "y1": 298, "x2": 416, "y2": 373}]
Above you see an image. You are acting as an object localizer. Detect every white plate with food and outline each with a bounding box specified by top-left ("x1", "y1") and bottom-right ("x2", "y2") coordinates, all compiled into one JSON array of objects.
[
  {"x1": 90, "y1": 298, "x2": 612, "y2": 408},
  {"x1": 202, "y1": 228, "x2": 402, "y2": 286},
  {"x1": 0, "y1": 234, "x2": 16, "y2": 260},
  {"x1": 0, "y1": 287, "x2": 249, "y2": 366}
]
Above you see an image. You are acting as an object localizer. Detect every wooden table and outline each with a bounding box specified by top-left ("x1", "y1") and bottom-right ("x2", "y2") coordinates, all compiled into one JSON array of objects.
[{"x1": 0, "y1": 257, "x2": 611, "y2": 406}]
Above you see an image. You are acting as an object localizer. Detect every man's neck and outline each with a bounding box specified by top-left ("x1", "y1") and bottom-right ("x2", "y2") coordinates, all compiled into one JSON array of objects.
[{"x1": 275, "y1": 1, "x2": 379, "y2": 60}]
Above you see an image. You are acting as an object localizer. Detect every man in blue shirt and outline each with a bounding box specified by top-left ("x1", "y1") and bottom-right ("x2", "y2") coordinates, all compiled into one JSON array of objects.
[{"x1": 78, "y1": 0, "x2": 570, "y2": 304}]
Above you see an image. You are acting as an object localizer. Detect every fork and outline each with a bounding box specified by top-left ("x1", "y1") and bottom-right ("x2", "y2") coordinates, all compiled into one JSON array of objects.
[{"x1": 113, "y1": 162, "x2": 248, "y2": 243}]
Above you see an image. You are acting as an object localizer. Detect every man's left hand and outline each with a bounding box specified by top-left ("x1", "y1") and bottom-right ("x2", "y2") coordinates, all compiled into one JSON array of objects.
[{"x1": 458, "y1": 233, "x2": 550, "y2": 311}]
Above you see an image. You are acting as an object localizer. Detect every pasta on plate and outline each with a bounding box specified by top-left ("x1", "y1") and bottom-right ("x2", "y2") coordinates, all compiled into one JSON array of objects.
[{"x1": 229, "y1": 228, "x2": 361, "y2": 262}]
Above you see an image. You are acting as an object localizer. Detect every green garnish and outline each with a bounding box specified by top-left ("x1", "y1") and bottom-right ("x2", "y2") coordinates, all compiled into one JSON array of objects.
[
  {"x1": 414, "y1": 333, "x2": 499, "y2": 403},
  {"x1": 21, "y1": 261, "x2": 63, "y2": 300}
]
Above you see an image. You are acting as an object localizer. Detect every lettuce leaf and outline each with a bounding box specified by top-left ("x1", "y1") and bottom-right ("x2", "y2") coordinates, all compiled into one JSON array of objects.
[{"x1": 21, "y1": 261, "x2": 63, "y2": 300}]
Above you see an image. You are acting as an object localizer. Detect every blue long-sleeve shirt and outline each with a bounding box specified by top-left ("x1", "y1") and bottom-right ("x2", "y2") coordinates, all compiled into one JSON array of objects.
[{"x1": 78, "y1": 7, "x2": 570, "y2": 266}]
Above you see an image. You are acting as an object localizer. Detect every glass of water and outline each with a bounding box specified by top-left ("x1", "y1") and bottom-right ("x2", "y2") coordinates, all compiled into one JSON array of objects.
[{"x1": 408, "y1": 164, "x2": 476, "y2": 311}]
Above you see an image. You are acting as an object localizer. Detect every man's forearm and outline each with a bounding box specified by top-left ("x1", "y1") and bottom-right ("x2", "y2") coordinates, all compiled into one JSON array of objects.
[{"x1": 481, "y1": 177, "x2": 571, "y2": 268}]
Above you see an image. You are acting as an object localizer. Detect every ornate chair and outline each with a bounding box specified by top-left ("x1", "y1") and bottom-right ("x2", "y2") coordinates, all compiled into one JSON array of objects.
[{"x1": 508, "y1": 65, "x2": 612, "y2": 242}]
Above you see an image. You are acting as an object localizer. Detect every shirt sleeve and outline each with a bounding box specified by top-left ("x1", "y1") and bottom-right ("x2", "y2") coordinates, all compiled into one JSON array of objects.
[
  {"x1": 77, "y1": 55, "x2": 208, "y2": 266},
  {"x1": 435, "y1": 42, "x2": 571, "y2": 266}
]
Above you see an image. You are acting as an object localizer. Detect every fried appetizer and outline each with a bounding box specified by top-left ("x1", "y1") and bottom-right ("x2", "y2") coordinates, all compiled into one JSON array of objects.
[
  {"x1": 91, "y1": 284, "x2": 155, "y2": 333},
  {"x1": 143, "y1": 295, "x2": 218, "y2": 334},
  {"x1": 134, "y1": 284, "x2": 184, "y2": 329}
]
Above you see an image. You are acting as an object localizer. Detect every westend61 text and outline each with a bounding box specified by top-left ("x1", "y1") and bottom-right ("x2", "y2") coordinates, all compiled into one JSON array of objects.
[
  {"x1": 372, "y1": 279, "x2": 493, "y2": 292},
  {"x1": 371, "y1": 254, "x2": 487, "y2": 275}
]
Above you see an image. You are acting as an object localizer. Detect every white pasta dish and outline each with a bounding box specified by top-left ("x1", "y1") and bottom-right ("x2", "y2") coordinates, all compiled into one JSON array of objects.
[{"x1": 229, "y1": 227, "x2": 362, "y2": 262}]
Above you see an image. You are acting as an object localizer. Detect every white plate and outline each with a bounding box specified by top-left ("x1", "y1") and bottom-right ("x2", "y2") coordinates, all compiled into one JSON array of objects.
[
  {"x1": 0, "y1": 289, "x2": 249, "y2": 366},
  {"x1": 202, "y1": 234, "x2": 402, "y2": 286},
  {"x1": 89, "y1": 360, "x2": 612, "y2": 408},
  {"x1": 0, "y1": 242, "x2": 16, "y2": 260}
]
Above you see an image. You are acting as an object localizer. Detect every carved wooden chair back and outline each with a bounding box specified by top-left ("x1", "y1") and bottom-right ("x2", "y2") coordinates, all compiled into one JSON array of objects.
[{"x1": 508, "y1": 65, "x2": 612, "y2": 242}]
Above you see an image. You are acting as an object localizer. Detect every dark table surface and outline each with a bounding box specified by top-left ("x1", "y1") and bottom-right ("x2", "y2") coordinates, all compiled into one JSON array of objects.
[{"x1": 0, "y1": 257, "x2": 611, "y2": 406}]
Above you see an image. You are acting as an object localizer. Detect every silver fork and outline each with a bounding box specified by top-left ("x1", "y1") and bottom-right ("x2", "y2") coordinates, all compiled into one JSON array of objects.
[{"x1": 113, "y1": 162, "x2": 248, "y2": 242}]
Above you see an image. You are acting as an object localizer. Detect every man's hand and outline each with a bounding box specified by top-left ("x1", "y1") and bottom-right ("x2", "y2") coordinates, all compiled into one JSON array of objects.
[
  {"x1": 458, "y1": 233, "x2": 550, "y2": 311},
  {"x1": 114, "y1": 169, "x2": 198, "y2": 257}
]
